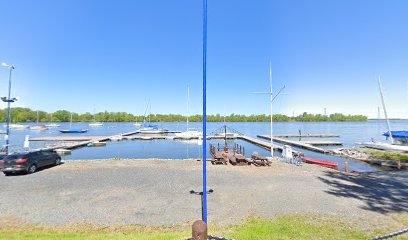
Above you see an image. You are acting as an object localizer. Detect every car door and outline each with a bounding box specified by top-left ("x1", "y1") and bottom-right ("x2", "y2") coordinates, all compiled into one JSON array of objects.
[
  {"x1": 32, "y1": 152, "x2": 47, "y2": 167},
  {"x1": 39, "y1": 151, "x2": 53, "y2": 166}
]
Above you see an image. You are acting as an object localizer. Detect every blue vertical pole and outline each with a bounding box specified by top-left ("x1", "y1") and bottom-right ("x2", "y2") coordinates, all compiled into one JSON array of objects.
[
  {"x1": 202, "y1": 0, "x2": 208, "y2": 223},
  {"x1": 5, "y1": 67, "x2": 13, "y2": 154}
]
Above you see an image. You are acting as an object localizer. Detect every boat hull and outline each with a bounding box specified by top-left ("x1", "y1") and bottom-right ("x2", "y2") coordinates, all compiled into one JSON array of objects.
[
  {"x1": 301, "y1": 157, "x2": 338, "y2": 169},
  {"x1": 59, "y1": 129, "x2": 88, "y2": 133}
]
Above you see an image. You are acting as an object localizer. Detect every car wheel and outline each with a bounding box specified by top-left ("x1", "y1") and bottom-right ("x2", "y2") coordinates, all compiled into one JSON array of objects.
[
  {"x1": 55, "y1": 157, "x2": 61, "y2": 166},
  {"x1": 27, "y1": 164, "x2": 37, "y2": 174}
]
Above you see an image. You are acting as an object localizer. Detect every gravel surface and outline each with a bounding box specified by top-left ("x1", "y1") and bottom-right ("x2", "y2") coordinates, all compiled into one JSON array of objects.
[{"x1": 0, "y1": 159, "x2": 407, "y2": 228}]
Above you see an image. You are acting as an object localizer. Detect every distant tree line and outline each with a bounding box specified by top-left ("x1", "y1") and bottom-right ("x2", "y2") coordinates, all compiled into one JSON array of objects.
[{"x1": 0, "y1": 108, "x2": 368, "y2": 122}]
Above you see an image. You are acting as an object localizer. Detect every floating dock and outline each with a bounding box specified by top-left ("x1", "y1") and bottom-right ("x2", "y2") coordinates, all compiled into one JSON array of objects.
[
  {"x1": 257, "y1": 135, "x2": 338, "y2": 154},
  {"x1": 30, "y1": 131, "x2": 340, "y2": 157},
  {"x1": 237, "y1": 135, "x2": 302, "y2": 156},
  {"x1": 274, "y1": 134, "x2": 340, "y2": 138}
]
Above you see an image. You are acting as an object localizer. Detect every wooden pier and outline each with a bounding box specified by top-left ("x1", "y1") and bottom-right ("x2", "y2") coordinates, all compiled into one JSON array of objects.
[
  {"x1": 30, "y1": 130, "x2": 341, "y2": 157},
  {"x1": 273, "y1": 134, "x2": 340, "y2": 138},
  {"x1": 237, "y1": 135, "x2": 302, "y2": 156},
  {"x1": 257, "y1": 135, "x2": 336, "y2": 154}
]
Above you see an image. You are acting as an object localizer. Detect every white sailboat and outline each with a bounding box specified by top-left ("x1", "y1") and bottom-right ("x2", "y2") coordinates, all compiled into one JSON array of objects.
[
  {"x1": 7, "y1": 124, "x2": 29, "y2": 129},
  {"x1": 89, "y1": 110, "x2": 103, "y2": 127},
  {"x1": 358, "y1": 76, "x2": 408, "y2": 152},
  {"x1": 139, "y1": 101, "x2": 166, "y2": 134},
  {"x1": 45, "y1": 113, "x2": 61, "y2": 128},
  {"x1": 175, "y1": 86, "x2": 203, "y2": 139},
  {"x1": 30, "y1": 111, "x2": 49, "y2": 131},
  {"x1": 133, "y1": 116, "x2": 143, "y2": 127}
]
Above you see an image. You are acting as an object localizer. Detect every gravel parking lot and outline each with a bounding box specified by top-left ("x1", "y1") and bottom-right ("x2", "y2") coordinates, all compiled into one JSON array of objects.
[{"x1": 0, "y1": 159, "x2": 407, "y2": 229}]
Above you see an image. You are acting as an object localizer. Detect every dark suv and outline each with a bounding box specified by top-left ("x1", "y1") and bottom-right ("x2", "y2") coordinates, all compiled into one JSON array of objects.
[{"x1": 0, "y1": 150, "x2": 61, "y2": 176}]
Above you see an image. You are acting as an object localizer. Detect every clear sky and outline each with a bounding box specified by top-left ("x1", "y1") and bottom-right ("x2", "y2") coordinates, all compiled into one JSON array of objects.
[{"x1": 0, "y1": 0, "x2": 407, "y2": 118}]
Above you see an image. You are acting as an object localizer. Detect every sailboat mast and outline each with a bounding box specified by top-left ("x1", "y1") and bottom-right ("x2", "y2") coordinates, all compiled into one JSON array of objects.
[
  {"x1": 70, "y1": 112, "x2": 73, "y2": 129},
  {"x1": 187, "y1": 86, "x2": 190, "y2": 131},
  {"x1": 378, "y1": 76, "x2": 394, "y2": 144},
  {"x1": 269, "y1": 62, "x2": 274, "y2": 158},
  {"x1": 36, "y1": 110, "x2": 39, "y2": 124}
]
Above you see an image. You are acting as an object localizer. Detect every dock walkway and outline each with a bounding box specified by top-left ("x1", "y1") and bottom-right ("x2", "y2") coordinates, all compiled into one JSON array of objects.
[
  {"x1": 237, "y1": 135, "x2": 302, "y2": 156},
  {"x1": 257, "y1": 135, "x2": 335, "y2": 154}
]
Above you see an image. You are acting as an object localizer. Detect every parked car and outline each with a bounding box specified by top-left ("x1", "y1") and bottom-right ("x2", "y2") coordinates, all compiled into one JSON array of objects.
[{"x1": 0, "y1": 150, "x2": 61, "y2": 176}]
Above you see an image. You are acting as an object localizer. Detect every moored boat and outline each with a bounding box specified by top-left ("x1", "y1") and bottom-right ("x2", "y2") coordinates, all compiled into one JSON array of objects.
[
  {"x1": 59, "y1": 129, "x2": 88, "y2": 133},
  {"x1": 7, "y1": 124, "x2": 29, "y2": 129},
  {"x1": 30, "y1": 125, "x2": 49, "y2": 131},
  {"x1": 301, "y1": 157, "x2": 338, "y2": 169},
  {"x1": 89, "y1": 122, "x2": 103, "y2": 127},
  {"x1": 59, "y1": 112, "x2": 87, "y2": 133}
]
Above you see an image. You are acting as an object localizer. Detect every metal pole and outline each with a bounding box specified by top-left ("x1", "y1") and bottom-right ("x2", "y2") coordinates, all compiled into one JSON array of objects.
[
  {"x1": 202, "y1": 0, "x2": 208, "y2": 223},
  {"x1": 269, "y1": 62, "x2": 273, "y2": 158},
  {"x1": 378, "y1": 76, "x2": 394, "y2": 144},
  {"x1": 5, "y1": 66, "x2": 13, "y2": 154}
]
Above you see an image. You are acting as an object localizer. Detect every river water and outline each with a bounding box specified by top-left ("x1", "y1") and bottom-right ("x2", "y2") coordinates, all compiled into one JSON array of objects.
[{"x1": 3, "y1": 120, "x2": 407, "y2": 172}]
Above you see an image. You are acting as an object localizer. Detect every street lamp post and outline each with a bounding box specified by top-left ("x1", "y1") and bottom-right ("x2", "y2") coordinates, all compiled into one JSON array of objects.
[{"x1": 1, "y1": 62, "x2": 16, "y2": 154}]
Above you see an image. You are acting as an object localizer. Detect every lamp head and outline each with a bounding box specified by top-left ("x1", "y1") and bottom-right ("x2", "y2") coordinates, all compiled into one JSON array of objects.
[{"x1": 1, "y1": 62, "x2": 14, "y2": 69}]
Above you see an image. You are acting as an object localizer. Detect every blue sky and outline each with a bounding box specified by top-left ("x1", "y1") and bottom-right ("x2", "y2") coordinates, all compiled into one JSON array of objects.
[{"x1": 0, "y1": 0, "x2": 407, "y2": 118}]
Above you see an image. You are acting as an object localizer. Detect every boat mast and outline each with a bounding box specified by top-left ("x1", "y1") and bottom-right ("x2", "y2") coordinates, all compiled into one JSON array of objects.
[
  {"x1": 36, "y1": 110, "x2": 39, "y2": 125},
  {"x1": 269, "y1": 62, "x2": 273, "y2": 158},
  {"x1": 378, "y1": 76, "x2": 394, "y2": 144},
  {"x1": 69, "y1": 112, "x2": 73, "y2": 129},
  {"x1": 187, "y1": 86, "x2": 190, "y2": 131}
]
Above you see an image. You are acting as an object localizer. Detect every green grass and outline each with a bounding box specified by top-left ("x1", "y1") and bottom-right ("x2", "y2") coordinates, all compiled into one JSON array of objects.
[
  {"x1": 0, "y1": 215, "x2": 406, "y2": 240},
  {"x1": 364, "y1": 149, "x2": 408, "y2": 162}
]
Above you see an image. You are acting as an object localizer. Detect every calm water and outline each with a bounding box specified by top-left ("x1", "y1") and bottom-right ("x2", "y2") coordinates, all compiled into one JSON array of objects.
[{"x1": 3, "y1": 120, "x2": 407, "y2": 172}]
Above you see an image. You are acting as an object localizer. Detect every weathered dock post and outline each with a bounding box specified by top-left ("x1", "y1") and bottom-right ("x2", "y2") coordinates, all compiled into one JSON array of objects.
[
  {"x1": 345, "y1": 161, "x2": 349, "y2": 174},
  {"x1": 397, "y1": 159, "x2": 401, "y2": 170},
  {"x1": 192, "y1": 220, "x2": 208, "y2": 240}
]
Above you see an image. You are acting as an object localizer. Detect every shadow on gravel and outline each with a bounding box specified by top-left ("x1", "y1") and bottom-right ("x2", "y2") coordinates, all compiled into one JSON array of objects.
[
  {"x1": 3, "y1": 162, "x2": 65, "y2": 177},
  {"x1": 318, "y1": 170, "x2": 408, "y2": 214}
]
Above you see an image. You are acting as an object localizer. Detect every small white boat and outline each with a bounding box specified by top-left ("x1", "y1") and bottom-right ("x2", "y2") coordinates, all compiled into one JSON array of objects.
[
  {"x1": 358, "y1": 77, "x2": 408, "y2": 153},
  {"x1": 358, "y1": 142, "x2": 408, "y2": 153},
  {"x1": 8, "y1": 124, "x2": 29, "y2": 129},
  {"x1": 45, "y1": 123, "x2": 61, "y2": 128},
  {"x1": 175, "y1": 130, "x2": 203, "y2": 139},
  {"x1": 89, "y1": 122, "x2": 103, "y2": 127},
  {"x1": 30, "y1": 125, "x2": 49, "y2": 131},
  {"x1": 139, "y1": 128, "x2": 166, "y2": 134},
  {"x1": 133, "y1": 122, "x2": 142, "y2": 127},
  {"x1": 30, "y1": 111, "x2": 49, "y2": 131},
  {"x1": 46, "y1": 113, "x2": 60, "y2": 127},
  {"x1": 89, "y1": 110, "x2": 103, "y2": 127}
]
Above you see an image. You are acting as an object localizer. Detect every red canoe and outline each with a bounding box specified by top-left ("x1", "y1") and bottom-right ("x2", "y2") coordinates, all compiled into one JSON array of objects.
[{"x1": 301, "y1": 157, "x2": 338, "y2": 169}]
